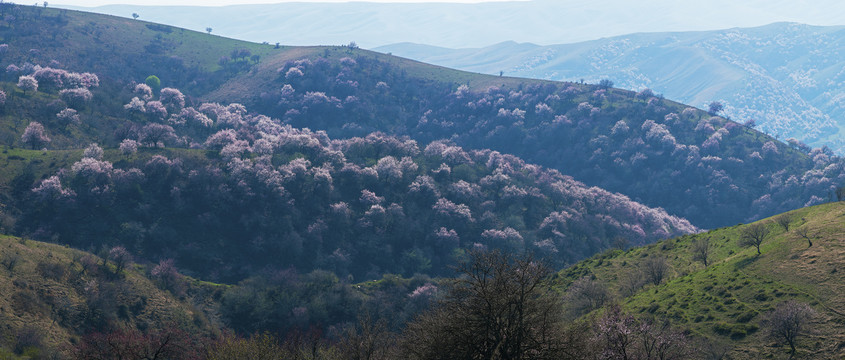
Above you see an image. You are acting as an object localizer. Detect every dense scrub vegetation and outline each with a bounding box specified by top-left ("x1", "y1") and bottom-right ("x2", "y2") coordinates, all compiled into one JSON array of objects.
[
  {"x1": 15, "y1": 101, "x2": 692, "y2": 282},
  {"x1": 245, "y1": 55, "x2": 844, "y2": 229},
  {"x1": 0, "y1": 234, "x2": 217, "y2": 359},
  {"x1": 2, "y1": 4, "x2": 842, "y2": 231}
]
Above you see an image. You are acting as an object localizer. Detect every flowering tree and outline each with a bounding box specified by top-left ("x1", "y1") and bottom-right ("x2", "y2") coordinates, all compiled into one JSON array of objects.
[
  {"x1": 119, "y1": 139, "x2": 139, "y2": 154},
  {"x1": 108, "y1": 246, "x2": 132, "y2": 274},
  {"x1": 22, "y1": 122, "x2": 50, "y2": 149},
  {"x1": 60, "y1": 87, "x2": 93, "y2": 108},
  {"x1": 139, "y1": 123, "x2": 176, "y2": 147},
  {"x1": 160, "y1": 87, "x2": 186, "y2": 111},
  {"x1": 134, "y1": 83, "x2": 153, "y2": 100},
  {"x1": 17, "y1": 75, "x2": 38, "y2": 93},
  {"x1": 56, "y1": 108, "x2": 80, "y2": 124},
  {"x1": 83, "y1": 143, "x2": 104, "y2": 160},
  {"x1": 33, "y1": 67, "x2": 67, "y2": 89},
  {"x1": 31, "y1": 175, "x2": 75, "y2": 200},
  {"x1": 144, "y1": 101, "x2": 168, "y2": 120}
]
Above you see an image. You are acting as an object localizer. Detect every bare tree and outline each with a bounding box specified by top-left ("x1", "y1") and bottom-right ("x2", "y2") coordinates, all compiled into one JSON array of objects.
[
  {"x1": 618, "y1": 269, "x2": 645, "y2": 298},
  {"x1": 836, "y1": 186, "x2": 845, "y2": 202},
  {"x1": 595, "y1": 305, "x2": 693, "y2": 360},
  {"x1": 775, "y1": 213, "x2": 794, "y2": 232},
  {"x1": 340, "y1": 313, "x2": 393, "y2": 360},
  {"x1": 1, "y1": 252, "x2": 21, "y2": 271},
  {"x1": 565, "y1": 276, "x2": 610, "y2": 318},
  {"x1": 643, "y1": 255, "x2": 670, "y2": 286},
  {"x1": 400, "y1": 250, "x2": 568, "y2": 359},
  {"x1": 766, "y1": 301, "x2": 816, "y2": 356},
  {"x1": 795, "y1": 227, "x2": 814, "y2": 248},
  {"x1": 740, "y1": 222, "x2": 770, "y2": 255},
  {"x1": 691, "y1": 236, "x2": 712, "y2": 267}
]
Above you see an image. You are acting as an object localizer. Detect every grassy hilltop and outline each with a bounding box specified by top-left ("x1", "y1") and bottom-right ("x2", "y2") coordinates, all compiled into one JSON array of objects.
[{"x1": 557, "y1": 202, "x2": 845, "y2": 358}]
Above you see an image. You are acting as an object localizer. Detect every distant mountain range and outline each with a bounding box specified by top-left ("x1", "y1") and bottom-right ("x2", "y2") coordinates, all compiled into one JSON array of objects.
[
  {"x1": 60, "y1": 1, "x2": 845, "y2": 49},
  {"x1": 377, "y1": 23, "x2": 845, "y2": 153}
]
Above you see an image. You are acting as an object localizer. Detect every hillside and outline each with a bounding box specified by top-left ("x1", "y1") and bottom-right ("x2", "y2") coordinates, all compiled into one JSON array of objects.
[
  {"x1": 555, "y1": 202, "x2": 845, "y2": 358},
  {"x1": 377, "y1": 23, "x2": 845, "y2": 152},
  {"x1": 2, "y1": 5, "x2": 845, "y2": 355},
  {"x1": 0, "y1": 5, "x2": 841, "y2": 231},
  {"x1": 0, "y1": 234, "x2": 218, "y2": 358}
]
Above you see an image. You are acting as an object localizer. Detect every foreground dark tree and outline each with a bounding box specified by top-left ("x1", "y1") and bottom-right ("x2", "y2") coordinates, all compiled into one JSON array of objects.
[
  {"x1": 740, "y1": 222, "x2": 770, "y2": 255},
  {"x1": 339, "y1": 313, "x2": 393, "y2": 360},
  {"x1": 74, "y1": 326, "x2": 203, "y2": 360},
  {"x1": 595, "y1": 306, "x2": 693, "y2": 360},
  {"x1": 400, "y1": 250, "x2": 567, "y2": 360},
  {"x1": 766, "y1": 301, "x2": 816, "y2": 357},
  {"x1": 206, "y1": 332, "x2": 283, "y2": 360}
]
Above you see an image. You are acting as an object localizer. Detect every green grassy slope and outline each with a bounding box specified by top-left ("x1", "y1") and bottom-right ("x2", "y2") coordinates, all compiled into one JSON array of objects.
[
  {"x1": 556, "y1": 202, "x2": 845, "y2": 358},
  {"x1": 0, "y1": 6, "x2": 277, "y2": 92},
  {"x1": 0, "y1": 233, "x2": 219, "y2": 357}
]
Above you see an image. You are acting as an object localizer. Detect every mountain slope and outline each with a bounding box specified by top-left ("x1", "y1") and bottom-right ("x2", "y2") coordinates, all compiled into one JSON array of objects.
[
  {"x1": 377, "y1": 23, "x2": 845, "y2": 152},
  {"x1": 556, "y1": 202, "x2": 845, "y2": 358},
  {"x1": 0, "y1": 234, "x2": 217, "y2": 357},
  {"x1": 1, "y1": 5, "x2": 841, "y2": 232}
]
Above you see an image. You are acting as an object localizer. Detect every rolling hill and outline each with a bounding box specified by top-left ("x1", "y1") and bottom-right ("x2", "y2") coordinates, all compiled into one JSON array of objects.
[
  {"x1": 0, "y1": 234, "x2": 219, "y2": 358},
  {"x1": 555, "y1": 202, "x2": 845, "y2": 358},
  {"x1": 377, "y1": 23, "x2": 845, "y2": 153},
  {"x1": 1, "y1": 5, "x2": 845, "y2": 356},
  {"x1": 0, "y1": 5, "x2": 842, "y2": 231}
]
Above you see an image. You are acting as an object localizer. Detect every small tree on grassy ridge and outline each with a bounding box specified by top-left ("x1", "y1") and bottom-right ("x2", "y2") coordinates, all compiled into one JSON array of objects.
[
  {"x1": 740, "y1": 222, "x2": 770, "y2": 255},
  {"x1": 643, "y1": 255, "x2": 670, "y2": 286},
  {"x1": 108, "y1": 246, "x2": 132, "y2": 275},
  {"x1": 565, "y1": 275, "x2": 610, "y2": 318},
  {"x1": 775, "y1": 213, "x2": 794, "y2": 232},
  {"x1": 691, "y1": 236, "x2": 712, "y2": 267},
  {"x1": 766, "y1": 301, "x2": 816, "y2": 357},
  {"x1": 708, "y1": 101, "x2": 724, "y2": 115},
  {"x1": 795, "y1": 227, "x2": 814, "y2": 248}
]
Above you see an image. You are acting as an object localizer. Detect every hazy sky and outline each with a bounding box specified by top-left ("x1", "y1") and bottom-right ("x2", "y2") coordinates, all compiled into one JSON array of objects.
[
  {"x1": 48, "y1": 0, "x2": 845, "y2": 48},
  {"x1": 49, "y1": 0, "x2": 516, "y2": 6}
]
